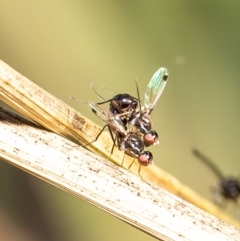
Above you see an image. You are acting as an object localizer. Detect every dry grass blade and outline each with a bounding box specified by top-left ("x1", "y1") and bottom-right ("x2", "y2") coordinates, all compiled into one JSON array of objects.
[
  {"x1": 0, "y1": 107, "x2": 240, "y2": 241},
  {"x1": 0, "y1": 59, "x2": 239, "y2": 230}
]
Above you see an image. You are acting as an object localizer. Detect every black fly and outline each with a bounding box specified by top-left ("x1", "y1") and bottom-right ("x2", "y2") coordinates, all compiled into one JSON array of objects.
[
  {"x1": 192, "y1": 149, "x2": 240, "y2": 205},
  {"x1": 92, "y1": 67, "x2": 169, "y2": 147},
  {"x1": 90, "y1": 102, "x2": 154, "y2": 175}
]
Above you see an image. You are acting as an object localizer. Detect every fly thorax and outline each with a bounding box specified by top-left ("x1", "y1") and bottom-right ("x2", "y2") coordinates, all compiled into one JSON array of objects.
[
  {"x1": 136, "y1": 114, "x2": 152, "y2": 134},
  {"x1": 110, "y1": 94, "x2": 138, "y2": 122},
  {"x1": 128, "y1": 134, "x2": 144, "y2": 153},
  {"x1": 118, "y1": 135, "x2": 127, "y2": 151}
]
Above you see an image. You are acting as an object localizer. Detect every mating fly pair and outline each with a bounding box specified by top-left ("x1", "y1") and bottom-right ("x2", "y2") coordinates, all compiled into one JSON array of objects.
[{"x1": 70, "y1": 67, "x2": 169, "y2": 175}]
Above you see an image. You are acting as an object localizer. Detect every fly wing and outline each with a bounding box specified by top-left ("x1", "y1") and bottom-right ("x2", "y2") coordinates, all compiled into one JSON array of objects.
[
  {"x1": 88, "y1": 102, "x2": 127, "y2": 135},
  {"x1": 143, "y1": 67, "x2": 169, "y2": 114}
]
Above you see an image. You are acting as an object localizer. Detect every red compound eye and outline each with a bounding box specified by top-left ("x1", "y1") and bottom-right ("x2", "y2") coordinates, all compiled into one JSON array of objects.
[
  {"x1": 138, "y1": 151, "x2": 153, "y2": 166},
  {"x1": 143, "y1": 131, "x2": 159, "y2": 147}
]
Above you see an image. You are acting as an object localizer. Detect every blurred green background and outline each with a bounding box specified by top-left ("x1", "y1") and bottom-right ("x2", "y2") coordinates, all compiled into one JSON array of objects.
[{"x1": 1, "y1": 1, "x2": 240, "y2": 240}]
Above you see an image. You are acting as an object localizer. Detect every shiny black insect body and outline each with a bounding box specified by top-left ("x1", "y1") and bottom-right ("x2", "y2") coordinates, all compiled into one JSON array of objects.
[
  {"x1": 69, "y1": 67, "x2": 169, "y2": 175},
  {"x1": 91, "y1": 86, "x2": 159, "y2": 147},
  {"x1": 96, "y1": 92, "x2": 160, "y2": 147},
  {"x1": 115, "y1": 132, "x2": 153, "y2": 172},
  {"x1": 89, "y1": 102, "x2": 154, "y2": 175},
  {"x1": 129, "y1": 68, "x2": 169, "y2": 145},
  {"x1": 98, "y1": 93, "x2": 139, "y2": 126},
  {"x1": 129, "y1": 112, "x2": 159, "y2": 147},
  {"x1": 91, "y1": 67, "x2": 169, "y2": 148},
  {"x1": 192, "y1": 149, "x2": 240, "y2": 203},
  {"x1": 118, "y1": 132, "x2": 153, "y2": 167},
  {"x1": 110, "y1": 68, "x2": 168, "y2": 147}
]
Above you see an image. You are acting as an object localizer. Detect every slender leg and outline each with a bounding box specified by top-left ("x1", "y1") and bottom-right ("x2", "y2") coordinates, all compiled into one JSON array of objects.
[
  {"x1": 138, "y1": 165, "x2": 142, "y2": 178},
  {"x1": 85, "y1": 123, "x2": 120, "y2": 160},
  {"x1": 128, "y1": 158, "x2": 136, "y2": 170},
  {"x1": 84, "y1": 124, "x2": 109, "y2": 147},
  {"x1": 121, "y1": 152, "x2": 125, "y2": 167},
  {"x1": 108, "y1": 133, "x2": 117, "y2": 160}
]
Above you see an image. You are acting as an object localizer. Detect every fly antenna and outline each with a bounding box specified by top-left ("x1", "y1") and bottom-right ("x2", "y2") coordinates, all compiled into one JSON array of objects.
[
  {"x1": 90, "y1": 83, "x2": 106, "y2": 100},
  {"x1": 68, "y1": 93, "x2": 87, "y2": 104},
  {"x1": 103, "y1": 85, "x2": 116, "y2": 94}
]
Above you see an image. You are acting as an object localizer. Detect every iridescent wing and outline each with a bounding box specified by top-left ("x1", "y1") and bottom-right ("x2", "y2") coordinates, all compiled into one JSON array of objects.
[
  {"x1": 88, "y1": 102, "x2": 127, "y2": 135},
  {"x1": 143, "y1": 67, "x2": 169, "y2": 114}
]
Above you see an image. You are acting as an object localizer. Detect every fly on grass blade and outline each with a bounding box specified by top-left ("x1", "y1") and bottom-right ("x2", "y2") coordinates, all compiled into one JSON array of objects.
[
  {"x1": 91, "y1": 67, "x2": 169, "y2": 148},
  {"x1": 69, "y1": 94, "x2": 153, "y2": 176},
  {"x1": 89, "y1": 102, "x2": 154, "y2": 175}
]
